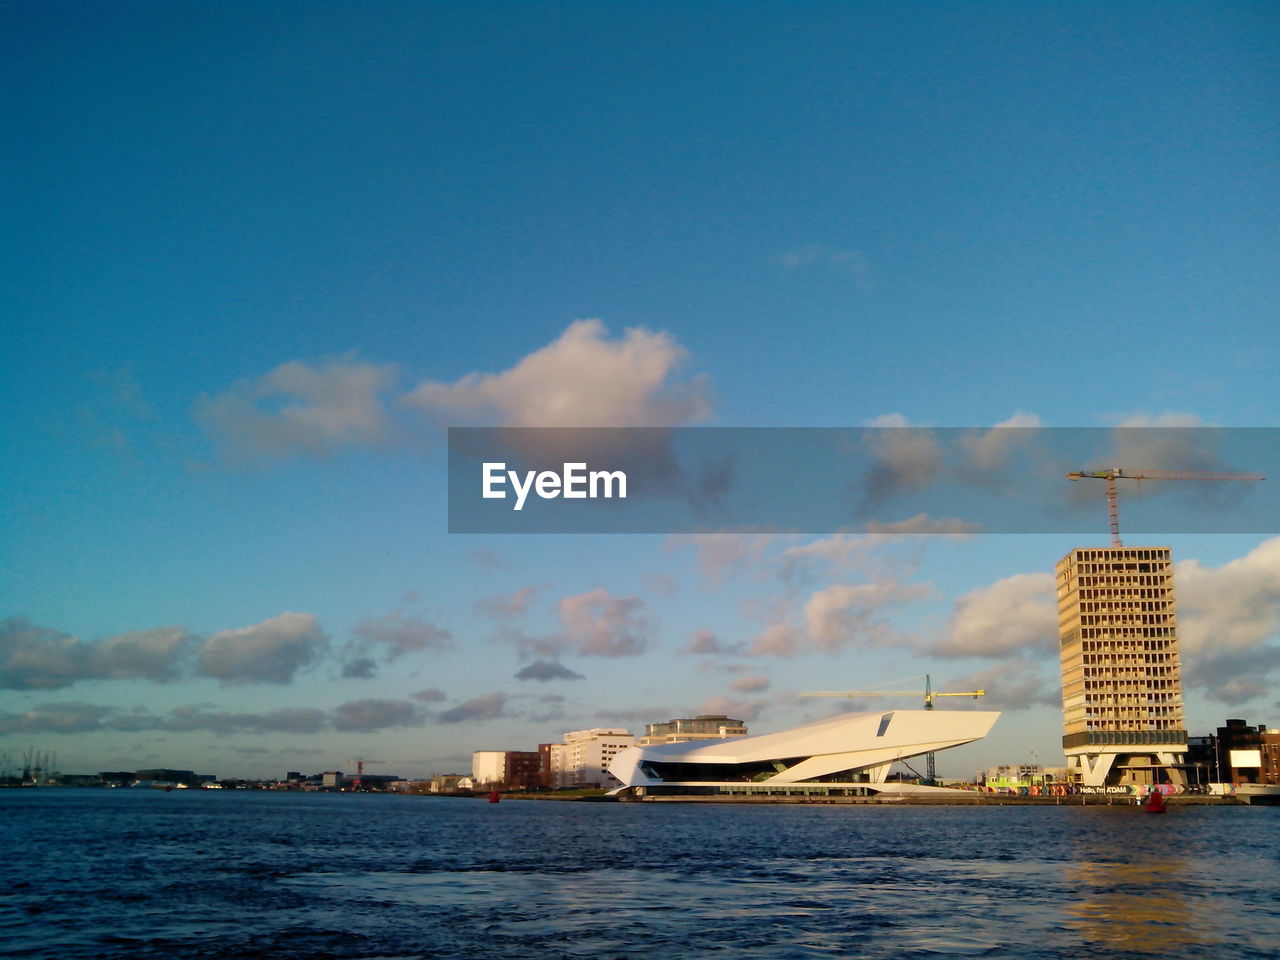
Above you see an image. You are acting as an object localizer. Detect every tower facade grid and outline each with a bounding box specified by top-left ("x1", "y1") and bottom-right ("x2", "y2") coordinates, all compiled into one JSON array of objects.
[{"x1": 1056, "y1": 546, "x2": 1188, "y2": 787}]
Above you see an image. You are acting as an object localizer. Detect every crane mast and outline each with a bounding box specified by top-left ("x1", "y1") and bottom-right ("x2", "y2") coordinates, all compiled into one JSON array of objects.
[{"x1": 1066, "y1": 467, "x2": 1263, "y2": 546}]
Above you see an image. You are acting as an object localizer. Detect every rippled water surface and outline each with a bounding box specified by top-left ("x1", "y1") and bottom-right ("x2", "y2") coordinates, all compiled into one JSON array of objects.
[{"x1": 4, "y1": 791, "x2": 1278, "y2": 959}]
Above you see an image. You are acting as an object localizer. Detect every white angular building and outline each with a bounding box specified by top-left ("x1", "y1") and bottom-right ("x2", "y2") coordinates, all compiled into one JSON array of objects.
[{"x1": 607, "y1": 708, "x2": 999, "y2": 798}]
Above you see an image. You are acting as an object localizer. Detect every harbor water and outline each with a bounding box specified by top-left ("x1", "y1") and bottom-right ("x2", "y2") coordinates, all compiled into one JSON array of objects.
[{"x1": 4, "y1": 790, "x2": 1277, "y2": 959}]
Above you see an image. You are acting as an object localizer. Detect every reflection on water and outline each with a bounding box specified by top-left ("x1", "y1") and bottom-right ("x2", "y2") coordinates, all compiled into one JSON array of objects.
[
  {"x1": 1057, "y1": 807, "x2": 1279, "y2": 958},
  {"x1": 1064, "y1": 859, "x2": 1220, "y2": 953}
]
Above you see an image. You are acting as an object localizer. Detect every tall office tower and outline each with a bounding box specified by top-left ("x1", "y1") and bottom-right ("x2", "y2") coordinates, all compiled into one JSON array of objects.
[{"x1": 1056, "y1": 546, "x2": 1188, "y2": 787}]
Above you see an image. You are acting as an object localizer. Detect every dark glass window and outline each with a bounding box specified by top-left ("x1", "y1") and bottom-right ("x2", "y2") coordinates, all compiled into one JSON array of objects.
[{"x1": 876, "y1": 712, "x2": 894, "y2": 737}]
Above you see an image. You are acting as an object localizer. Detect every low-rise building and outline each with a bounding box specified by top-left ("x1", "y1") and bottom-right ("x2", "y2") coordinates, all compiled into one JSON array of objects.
[
  {"x1": 981, "y1": 764, "x2": 1066, "y2": 789},
  {"x1": 1213, "y1": 719, "x2": 1280, "y2": 785},
  {"x1": 984, "y1": 763, "x2": 1043, "y2": 785},
  {"x1": 352, "y1": 773, "x2": 401, "y2": 791},
  {"x1": 549, "y1": 728, "x2": 634, "y2": 789},
  {"x1": 636, "y1": 714, "x2": 748, "y2": 745},
  {"x1": 472, "y1": 750, "x2": 543, "y2": 790},
  {"x1": 430, "y1": 774, "x2": 469, "y2": 794}
]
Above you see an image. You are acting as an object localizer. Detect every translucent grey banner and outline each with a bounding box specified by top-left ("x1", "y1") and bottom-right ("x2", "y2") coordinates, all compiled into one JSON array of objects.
[{"x1": 447, "y1": 427, "x2": 1275, "y2": 535}]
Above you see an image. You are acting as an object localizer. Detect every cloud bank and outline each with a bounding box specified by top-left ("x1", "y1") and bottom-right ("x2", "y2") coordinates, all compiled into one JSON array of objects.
[
  {"x1": 0, "y1": 619, "x2": 199, "y2": 690},
  {"x1": 195, "y1": 356, "x2": 396, "y2": 462},
  {"x1": 198, "y1": 612, "x2": 329, "y2": 685},
  {"x1": 2, "y1": 613, "x2": 330, "y2": 690},
  {"x1": 404, "y1": 319, "x2": 711, "y2": 428}
]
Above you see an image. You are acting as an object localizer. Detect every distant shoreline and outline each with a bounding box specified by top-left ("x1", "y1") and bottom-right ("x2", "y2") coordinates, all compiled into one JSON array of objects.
[{"x1": 4, "y1": 787, "x2": 1262, "y2": 807}]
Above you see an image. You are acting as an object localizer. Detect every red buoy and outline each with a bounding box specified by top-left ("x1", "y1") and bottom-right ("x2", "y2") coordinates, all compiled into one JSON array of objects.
[
  {"x1": 1144, "y1": 789, "x2": 1166, "y2": 813},
  {"x1": 488, "y1": 790, "x2": 501, "y2": 803}
]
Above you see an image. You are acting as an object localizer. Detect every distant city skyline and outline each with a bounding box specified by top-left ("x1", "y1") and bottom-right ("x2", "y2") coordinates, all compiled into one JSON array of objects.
[{"x1": 4, "y1": 3, "x2": 1278, "y2": 779}]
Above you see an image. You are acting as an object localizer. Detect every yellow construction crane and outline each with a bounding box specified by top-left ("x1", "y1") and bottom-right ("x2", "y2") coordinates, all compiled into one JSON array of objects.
[
  {"x1": 801, "y1": 675, "x2": 985, "y2": 784},
  {"x1": 1066, "y1": 467, "x2": 1264, "y2": 547}
]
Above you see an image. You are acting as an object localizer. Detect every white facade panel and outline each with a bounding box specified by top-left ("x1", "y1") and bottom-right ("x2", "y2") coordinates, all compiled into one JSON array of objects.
[
  {"x1": 1229, "y1": 749, "x2": 1262, "y2": 768},
  {"x1": 472, "y1": 751, "x2": 506, "y2": 785},
  {"x1": 551, "y1": 728, "x2": 635, "y2": 788}
]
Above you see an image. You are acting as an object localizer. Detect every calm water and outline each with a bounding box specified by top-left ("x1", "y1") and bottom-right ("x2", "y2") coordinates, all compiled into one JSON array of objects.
[{"x1": 3, "y1": 791, "x2": 1277, "y2": 959}]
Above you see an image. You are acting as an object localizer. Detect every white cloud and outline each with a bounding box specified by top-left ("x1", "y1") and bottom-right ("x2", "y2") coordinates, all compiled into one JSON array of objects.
[
  {"x1": 123, "y1": 705, "x2": 329, "y2": 735},
  {"x1": 195, "y1": 355, "x2": 396, "y2": 462},
  {"x1": 942, "y1": 661, "x2": 1058, "y2": 711},
  {"x1": 404, "y1": 318, "x2": 711, "y2": 428},
  {"x1": 925, "y1": 538, "x2": 1280, "y2": 705},
  {"x1": 92, "y1": 627, "x2": 196, "y2": 681},
  {"x1": 748, "y1": 621, "x2": 805, "y2": 658},
  {"x1": 1177, "y1": 538, "x2": 1280, "y2": 656},
  {"x1": 747, "y1": 580, "x2": 928, "y2": 657},
  {"x1": 1098, "y1": 413, "x2": 1227, "y2": 476},
  {"x1": 350, "y1": 611, "x2": 452, "y2": 659},
  {"x1": 934, "y1": 573, "x2": 1057, "y2": 659},
  {"x1": 1203, "y1": 675, "x2": 1269, "y2": 706},
  {"x1": 864, "y1": 514, "x2": 981, "y2": 535},
  {"x1": 666, "y1": 533, "x2": 778, "y2": 586},
  {"x1": 1109, "y1": 412, "x2": 1206, "y2": 429},
  {"x1": 803, "y1": 582, "x2": 930, "y2": 653},
  {"x1": 474, "y1": 586, "x2": 541, "y2": 619},
  {"x1": 776, "y1": 244, "x2": 871, "y2": 287},
  {"x1": 861, "y1": 414, "x2": 942, "y2": 505},
  {"x1": 778, "y1": 534, "x2": 880, "y2": 581},
  {"x1": 197, "y1": 612, "x2": 329, "y2": 685},
  {"x1": 0, "y1": 619, "x2": 103, "y2": 690},
  {"x1": 557, "y1": 589, "x2": 651, "y2": 657},
  {"x1": 465, "y1": 548, "x2": 515, "y2": 571},
  {"x1": 0, "y1": 702, "x2": 117, "y2": 734},
  {"x1": 3, "y1": 703, "x2": 332, "y2": 735},
  {"x1": 959, "y1": 412, "x2": 1042, "y2": 474},
  {"x1": 730, "y1": 675, "x2": 771, "y2": 694},
  {"x1": 1063, "y1": 415, "x2": 1234, "y2": 517},
  {"x1": 779, "y1": 531, "x2": 967, "y2": 590},
  {"x1": 438, "y1": 691, "x2": 508, "y2": 724},
  {"x1": 0, "y1": 618, "x2": 197, "y2": 690},
  {"x1": 331, "y1": 698, "x2": 424, "y2": 732},
  {"x1": 681, "y1": 627, "x2": 745, "y2": 656},
  {"x1": 1176, "y1": 537, "x2": 1280, "y2": 702}
]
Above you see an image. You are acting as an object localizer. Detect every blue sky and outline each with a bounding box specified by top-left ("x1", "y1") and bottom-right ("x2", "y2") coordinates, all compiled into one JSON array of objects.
[{"x1": 4, "y1": 2, "x2": 1278, "y2": 780}]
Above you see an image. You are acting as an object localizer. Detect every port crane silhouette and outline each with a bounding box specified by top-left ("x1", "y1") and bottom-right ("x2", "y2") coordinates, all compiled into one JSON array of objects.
[
  {"x1": 350, "y1": 757, "x2": 386, "y2": 791},
  {"x1": 801, "y1": 675, "x2": 985, "y2": 784},
  {"x1": 1066, "y1": 467, "x2": 1263, "y2": 547}
]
